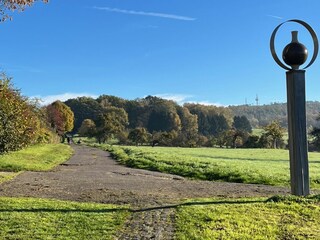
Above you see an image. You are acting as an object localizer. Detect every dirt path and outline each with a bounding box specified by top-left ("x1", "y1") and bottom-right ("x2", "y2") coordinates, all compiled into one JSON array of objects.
[{"x1": 0, "y1": 144, "x2": 292, "y2": 239}]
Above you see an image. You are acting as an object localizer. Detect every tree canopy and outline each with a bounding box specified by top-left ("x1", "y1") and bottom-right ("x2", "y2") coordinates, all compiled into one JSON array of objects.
[
  {"x1": 46, "y1": 100, "x2": 74, "y2": 135},
  {"x1": 0, "y1": 0, "x2": 48, "y2": 21}
]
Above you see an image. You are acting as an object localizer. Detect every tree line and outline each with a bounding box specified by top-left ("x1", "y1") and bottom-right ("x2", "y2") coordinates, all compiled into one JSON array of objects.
[
  {"x1": 2, "y1": 77, "x2": 319, "y2": 152},
  {"x1": 65, "y1": 95, "x2": 290, "y2": 149},
  {"x1": 230, "y1": 102, "x2": 320, "y2": 129}
]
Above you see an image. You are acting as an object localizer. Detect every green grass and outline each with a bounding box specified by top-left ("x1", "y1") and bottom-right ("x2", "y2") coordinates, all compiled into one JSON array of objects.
[
  {"x1": 99, "y1": 145, "x2": 320, "y2": 189},
  {"x1": 0, "y1": 197, "x2": 129, "y2": 240},
  {"x1": 0, "y1": 172, "x2": 21, "y2": 184},
  {"x1": 0, "y1": 144, "x2": 73, "y2": 172},
  {"x1": 175, "y1": 195, "x2": 320, "y2": 240}
]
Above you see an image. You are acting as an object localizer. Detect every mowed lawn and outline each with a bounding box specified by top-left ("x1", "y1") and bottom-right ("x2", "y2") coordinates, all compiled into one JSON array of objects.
[
  {"x1": 103, "y1": 145, "x2": 320, "y2": 189},
  {"x1": 175, "y1": 196, "x2": 320, "y2": 240},
  {"x1": 0, "y1": 144, "x2": 73, "y2": 184},
  {"x1": 0, "y1": 144, "x2": 129, "y2": 239},
  {"x1": 0, "y1": 197, "x2": 129, "y2": 240}
]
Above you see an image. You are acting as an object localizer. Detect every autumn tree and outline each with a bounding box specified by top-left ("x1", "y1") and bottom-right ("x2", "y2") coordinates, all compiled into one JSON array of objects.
[
  {"x1": 128, "y1": 127, "x2": 149, "y2": 146},
  {"x1": 46, "y1": 100, "x2": 74, "y2": 137},
  {"x1": 0, "y1": 75, "x2": 49, "y2": 153},
  {"x1": 0, "y1": 0, "x2": 48, "y2": 21}
]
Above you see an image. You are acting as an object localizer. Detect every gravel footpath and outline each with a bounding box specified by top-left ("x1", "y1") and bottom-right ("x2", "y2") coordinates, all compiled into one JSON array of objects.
[{"x1": 0, "y1": 144, "x2": 294, "y2": 239}]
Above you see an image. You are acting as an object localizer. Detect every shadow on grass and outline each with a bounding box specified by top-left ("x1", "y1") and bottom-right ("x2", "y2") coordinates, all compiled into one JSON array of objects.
[
  {"x1": 0, "y1": 208, "x2": 128, "y2": 213},
  {"x1": 132, "y1": 199, "x2": 265, "y2": 213},
  {"x1": 132, "y1": 194, "x2": 320, "y2": 212}
]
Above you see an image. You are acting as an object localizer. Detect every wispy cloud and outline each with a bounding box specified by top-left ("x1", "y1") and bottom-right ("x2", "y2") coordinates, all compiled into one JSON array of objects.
[
  {"x1": 31, "y1": 93, "x2": 99, "y2": 106},
  {"x1": 155, "y1": 93, "x2": 193, "y2": 104},
  {"x1": 266, "y1": 14, "x2": 283, "y2": 20},
  {"x1": 93, "y1": 6, "x2": 196, "y2": 21},
  {"x1": 191, "y1": 101, "x2": 225, "y2": 107},
  {"x1": 153, "y1": 93, "x2": 225, "y2": 107}
]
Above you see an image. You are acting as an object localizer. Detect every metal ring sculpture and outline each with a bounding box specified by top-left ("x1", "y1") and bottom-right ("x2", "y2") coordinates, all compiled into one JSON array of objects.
[{"x1": 270, "y1": 19, "x2": 318, "y2": 70}]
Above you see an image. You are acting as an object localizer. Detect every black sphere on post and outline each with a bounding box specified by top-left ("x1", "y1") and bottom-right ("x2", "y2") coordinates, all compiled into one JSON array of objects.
[
  {"x1": 270, "y1": 20, "x2": 319, "y2": 196},
  {"x1": 282, "y1": 31, "x2": 308, "y2": 70}
]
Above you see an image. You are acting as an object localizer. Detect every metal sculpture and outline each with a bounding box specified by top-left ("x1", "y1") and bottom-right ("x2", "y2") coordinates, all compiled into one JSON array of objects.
[{"x1": 270, "y1": 19, "x2": 318, "y2": 196}]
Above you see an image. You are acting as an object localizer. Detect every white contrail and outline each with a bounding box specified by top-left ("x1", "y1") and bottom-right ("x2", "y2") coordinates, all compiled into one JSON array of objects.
[
  {"x1": 93, "y1": 6, "x2": 196, "y2": 21},
  {"x1": 266, "y1": 14, "x2": 283, "y2": 20}
]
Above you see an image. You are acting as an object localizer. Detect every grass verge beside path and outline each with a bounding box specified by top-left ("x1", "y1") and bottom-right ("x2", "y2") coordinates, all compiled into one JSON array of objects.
[
  {"x1": 0, "y1": 197, "x2": 129, "y2": 240},
  {"x1": 0, "y1": 172, "x2": 21, "y2": 184},
  {"x1": 97, "y1": 144, "x2": 320, "y2": 189},
  {"x1": 0, "y1": 144, "x2": 73, "y2": 172},
  {"x1": 175, "y1": 195, "x2": 320, "y2": 240}
]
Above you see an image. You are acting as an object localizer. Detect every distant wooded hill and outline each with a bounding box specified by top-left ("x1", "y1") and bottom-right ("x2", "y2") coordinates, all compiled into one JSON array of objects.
[
  {"x1": 229, "y1": 101, "x2": 320, "y2": 129},
  {"x1": 64, "y1": 95, "x2": 320, "y2": 135}
]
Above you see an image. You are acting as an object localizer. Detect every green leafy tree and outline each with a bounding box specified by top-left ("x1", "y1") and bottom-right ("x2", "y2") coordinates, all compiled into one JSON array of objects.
[
  {"x1": 310, "y1": 114, "x2": 320, "y2": 150},
  {"x1": 243, "y1": 135, "x2": 260, "y2": 148},
  {"x1": 152, "y1": 131, "x2": 178, "y2": 147},
  {"x1": 233, "y1": 115, "x2": 252, "y2": 133},
  {"x1": 78, "y1": 119, "x2": 96, "y2": 137},
  {"x1": 263, "y1": 121, "x2": 285, "y2": 149},
  {"x1": 176, "y1": 107, "x2": 198, "y2": 147},
  {"x1": 145, "y1": 96, "x2": 181, "y2": 133},
  {"x1": 64, "y1": 97, "x2": 104, "y2": 133},
  {"x1": 128, "y1": 127, "x2": 149, "y2": 146},
  {"x1": 185, "y1": 103, "x2": 231, "y2": 137},
  {"x1": 95, "y1": 107, "x2": 129, "y2": 143}
]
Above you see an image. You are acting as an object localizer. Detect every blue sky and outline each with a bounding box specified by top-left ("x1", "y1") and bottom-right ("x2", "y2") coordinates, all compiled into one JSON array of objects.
[{"x1": 1, "y1": 0, "x2": 320, "y2": 106}]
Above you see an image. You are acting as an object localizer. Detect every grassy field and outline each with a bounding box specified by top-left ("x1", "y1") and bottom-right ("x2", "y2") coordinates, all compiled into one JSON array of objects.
[
  {"x1": 0, "y1": 144, "x2": 73, "y2": 184},
  {"x1": 99, "y1": 144, "x2": 320, "y2": 189},
  {"x1": 175, "y1": 195, "x2": 320, "y2": 239},
  {"x1": 0, "y1": 144, "x2": 73, "y2": 172},
  {"x1": 1, "y1": 143, "x2": 319, "y2": 238},
  {"x1": 0, "y1": 144, "x2": 129, "y2": 239},
  {"x1": 0, "y1": 197, "x2": 128, "y2": 239}
]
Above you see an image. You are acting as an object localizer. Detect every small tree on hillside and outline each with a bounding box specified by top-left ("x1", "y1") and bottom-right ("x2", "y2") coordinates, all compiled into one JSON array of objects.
[{"x1": 263, "y1": 121, "x2": 285, "y2": 149}]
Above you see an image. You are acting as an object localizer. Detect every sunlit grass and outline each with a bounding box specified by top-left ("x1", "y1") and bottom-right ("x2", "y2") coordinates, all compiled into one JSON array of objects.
[
  {"x1": 175, "y1": 196, "x2": 320, "y2": 240},
  {"x1": 0, "y1": 144, "x2": 73, "y2": 172},
  {"x1": 0, "y1": 197, "x2": 129, "y2": 240},
  {"x1": 0, "y1": 172, "x2": 21, "y2": 184},
  {"x1": 100, "y1": 145, "x2": 320, "y2": 189}
]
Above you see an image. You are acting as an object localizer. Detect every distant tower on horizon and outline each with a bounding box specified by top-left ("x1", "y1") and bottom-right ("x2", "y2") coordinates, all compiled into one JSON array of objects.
[{"x1": 255, "y1": 94, "x2": 259, "y2": 106}]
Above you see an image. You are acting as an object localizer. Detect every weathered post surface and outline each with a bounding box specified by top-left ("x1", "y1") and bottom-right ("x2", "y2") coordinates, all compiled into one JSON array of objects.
[
  {"x1": 270, "y1": 20, "x2": 318, "y2": 196},
  {"x1": 286, "y1": 70, "x2": 309, "y2": 195}
]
